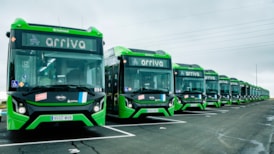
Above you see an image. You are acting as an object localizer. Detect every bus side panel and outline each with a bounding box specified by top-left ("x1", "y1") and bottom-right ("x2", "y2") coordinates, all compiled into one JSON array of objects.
[
  {"x1": 118, "y1": 95, "x2": 135, "y2": 118},
  {"x1": 6, "y1": 95, "x2": 29, "y2": 130},
  {"x1": 92, "y1": 96, "x2": 107, "y2": 126}
]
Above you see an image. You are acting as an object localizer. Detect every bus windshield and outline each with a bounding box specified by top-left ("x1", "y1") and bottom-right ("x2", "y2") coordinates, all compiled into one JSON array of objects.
[
  {"x1": 175, "y1": 77, "x2": 204, "y2": 94},
  {"x1": 206, "y1": 80, "x2": 219, "y2": 94},
  {"x1": 220, "y1": 83, "x2": 230, "y2": 94},
  {"x1": 10, "y1": 49, "x2": 104, "y2": 91},
  {"x1": 124, "y1": 67, "x2": 173, "y2": 93},
  {"x1": 231, "y1": 84, "x2": 240, "y2": 94}
]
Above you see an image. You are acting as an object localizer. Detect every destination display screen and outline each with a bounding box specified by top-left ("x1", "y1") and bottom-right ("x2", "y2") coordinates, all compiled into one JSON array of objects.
[
  {"x1": 127, "y1": 57, "x2": 170, "y2": 68},
  {"x1": 205, "y1": 75, "x2": 217, "y2": 80},
  {"x1": 219, "y1": 80, "x2": 229, "y2": 84},
  {"x1": 230, "y1": 82, "x2": 239, "y2": 86},
  {"x1": 21, "y1": 32, "x2": 97, "y2": 52},
  {"x1": 178, "y1": 70, "x2": 204, "y2": 77}
]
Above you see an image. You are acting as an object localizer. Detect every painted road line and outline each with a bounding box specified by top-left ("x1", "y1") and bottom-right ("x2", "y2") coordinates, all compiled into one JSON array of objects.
[
  {"x1": 0, "y1": 126, "x2": 135, "y2": 147},
  {"x1": 147, "y1": 116, "x2": 187, "y2": 123},
  {"x1": 206, "y1": 108, "x2": 229, "y2": 113},
  {"x1": 174, "y1": 111, "x2": 218, "y2": 116},
  {"x1": 103, "y1": 126, "x2": 135, "y2": 137},
  {"x1": 108, "y1": 117, "x2": 186, "y2": 128}
]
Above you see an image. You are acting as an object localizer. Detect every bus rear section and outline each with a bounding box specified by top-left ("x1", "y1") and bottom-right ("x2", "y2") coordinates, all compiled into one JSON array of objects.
[
  {"x1": 105, "y1": 46, "x2": 176, "y2": 118},
  {"x1": 6, "y1": 18, "x2": 106, "y2": 130}
]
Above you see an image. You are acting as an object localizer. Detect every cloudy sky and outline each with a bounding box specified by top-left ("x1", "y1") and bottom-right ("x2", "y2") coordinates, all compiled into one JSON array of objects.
[{"x1": 1, "y1": 0, "x2": 274, "y2": 97}]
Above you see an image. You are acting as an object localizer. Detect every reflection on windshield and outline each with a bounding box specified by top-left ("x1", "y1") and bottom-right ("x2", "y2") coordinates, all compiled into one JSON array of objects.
[
  {"x1": 175, "y1": 77, "x2": 204, "y2": 93},
  {"x1": 220, "y1": 83, "x2": 230, "y2": 94},
  {"x1": 231, "y1": 85, "x2": 240, "y2": 94},
  {"x1": 124, "y1": 67, "x2": 173, "y2": 93},
  {"x1": 206, "y1": 80, "x2": 219, "y2": 93},
  {"x1": 13, "y1": 49, "x2": 104, "y2": 91}
]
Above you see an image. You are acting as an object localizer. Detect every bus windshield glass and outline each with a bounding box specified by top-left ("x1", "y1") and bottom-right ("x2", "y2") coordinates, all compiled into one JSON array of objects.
[
  {"x1": 220, "y1": 83, "x2": 230, "y2": 94},
  {"x1": 10, "y1": 49, "x2": 104, "y2": 91},
  {"x1": 175, "y1": 77, "x2": 204, "y2": 94},
  {"x1": 231, "y1": 84, "x2": 240, "y2": 94},
  {"x1": 206, "y1": 80, "x2": 219, "y2": 94},
  {"x1": 124, "y1": 67, "x2": 173, "y2": 93}
]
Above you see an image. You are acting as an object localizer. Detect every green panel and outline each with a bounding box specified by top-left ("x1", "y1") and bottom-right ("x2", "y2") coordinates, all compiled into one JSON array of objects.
[
  {"x1": 174, "y1": 102, "x2": 183, "y2": 111},
  {"x1": 11, "y1": 18, "x2": 102, "y2": 37},
  {"x1": 91, "y1": 97, "x2": 107, "y2": 126},
  {"x1": 132, "y1": 108, "x2": 170, "y2": 118},
  {"x1": 118, "y1": 95, "x2": 135, "y2": 118},
  {"x1": 6, "y1": 95, "x2": 30, "y2": 130},
  {"x1": 168, "y1": 106, "x2": 175, "y2": 116},
  {"x1": 26, "y1": 113, "x2": 93, "y2": 130},
  {"x1": 112, "y1": 46, "x2": 171, "y2": 59},
  {"x1": 206, "y1": 101, "x2": 221, "y2": 108},
  {"x1": 181, "y1": 103, "x2": 205, "y2": 111}
]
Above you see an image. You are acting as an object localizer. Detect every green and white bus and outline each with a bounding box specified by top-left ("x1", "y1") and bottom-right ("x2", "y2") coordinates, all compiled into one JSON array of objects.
[
  {"x1": 204, "y1": 70, "x2": 221, "y2": 108},
  {"x1": 230, "y1": 78, "x2": 241, "y2": 105},
  {"x1": 104, "y1": 46, "x2": 176, "y2": 118},
  {"x1": 239, "y1": 80, "x2": 248, "y2": 103},
  {"x1": 6, "y1": 18, "x2": 106, "y2": 130},
  {"x1": 219, "y1": 75, "x2": 231, "y2": 106},
  {"x1": 173, "y1": 63, "x2": 206, "y2": 111}
]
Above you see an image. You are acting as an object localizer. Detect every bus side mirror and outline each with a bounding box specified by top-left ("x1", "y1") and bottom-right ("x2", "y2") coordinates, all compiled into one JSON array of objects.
[
  {"x1": 117, "y1": 56, "x2": 121, "y2": 60},
  {"x1": 6, "y1": 32, "x2": 10, "y2": 38}
]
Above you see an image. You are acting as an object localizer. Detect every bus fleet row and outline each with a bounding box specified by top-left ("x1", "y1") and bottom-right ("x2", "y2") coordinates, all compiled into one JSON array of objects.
[{"x1": 4, "y1": 18, "x2": 270, "y2": 130}]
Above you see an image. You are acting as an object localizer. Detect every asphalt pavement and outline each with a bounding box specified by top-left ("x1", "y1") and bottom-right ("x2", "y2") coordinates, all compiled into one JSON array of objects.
[{"x1": 0, "y1": 100, "x2": 273, "y2": 154}]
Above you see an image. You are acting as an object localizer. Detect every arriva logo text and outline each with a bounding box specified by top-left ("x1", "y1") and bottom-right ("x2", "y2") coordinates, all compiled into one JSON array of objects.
[
  {"x1": 46, "y1": 38, "x2": 86, "y2": 49},
  {"x1": 141, "y1": 59, "x2": 164, "y2": 67},
  {"x1": 185, "y1": 71, "x2": 201, "y2": 77}
]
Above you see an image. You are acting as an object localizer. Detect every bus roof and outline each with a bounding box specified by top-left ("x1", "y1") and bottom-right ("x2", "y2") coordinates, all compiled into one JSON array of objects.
[
  {"x1": 204, "y1": 69, "x2": 218, "y2": 75},
  {"x1": 10, "y1": 18, "x2": 102, "y2": 37},
  {"x1": 106, "y1": 46, "x2": 171, "y2": 58},
  {"x1": 172, "y1": 63, "x2": 204, "y2": 71},
  {"x1": 219, "y1": 75, "x2": 230, "y2": 80}
]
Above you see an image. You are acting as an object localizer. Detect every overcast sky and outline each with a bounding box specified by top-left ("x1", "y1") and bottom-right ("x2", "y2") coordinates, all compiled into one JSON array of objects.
[{"x1": 1, "y1": 0, "x2": 274, "y2": 97}]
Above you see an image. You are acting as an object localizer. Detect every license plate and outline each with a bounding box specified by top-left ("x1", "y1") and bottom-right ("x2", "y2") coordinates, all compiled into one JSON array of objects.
[
  {"x1": 189, "y1": 104, "x2": 198, "y2": 107},
  {"x1": 52, "y1": 115, "x2": 73, "y2": 121},
  {"x1": 147, "y1": 109, "x2": 159, "y2": 113}
]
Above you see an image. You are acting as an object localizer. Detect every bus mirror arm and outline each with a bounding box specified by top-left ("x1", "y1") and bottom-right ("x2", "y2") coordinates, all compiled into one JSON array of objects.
[
  {"x1": 217, "y1": 94, "x2": 221, "y2": 99},
  {"x1": 6, "y1": 32, "x2": 10, "y2": 38},
  {"x1": 202, "y1": 94, "x2": 207, "y2": 99}
]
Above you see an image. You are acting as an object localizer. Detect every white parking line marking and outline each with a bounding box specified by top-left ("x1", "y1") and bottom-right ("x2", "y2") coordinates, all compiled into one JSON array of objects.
[
  {"x1": 174, "y1": 111, "x2": 218, "y2": 116},
  {"x1": 108, "y1": 116, "x2": 186, "y2": 128},
  {"x1": 0, "y1": 126, "x2": 135, "y2": 147},
  {"x1": 206, "y1": 108, "x2": 229, "y2": 113},
  {"x1": 103, "y1": 126, "x2": 135, "y2": 137}
]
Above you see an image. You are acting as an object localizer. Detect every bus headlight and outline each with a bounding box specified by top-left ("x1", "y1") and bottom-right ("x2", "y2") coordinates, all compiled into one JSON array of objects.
[
  {"x1": 125, "y1": 98, "x2": 133, "y2": 108},
  {"x1": 168, "y1": 98, "x2": 175, "y2": 107},
  {"x1": 93, "y1": 106, "x2": 100, "y2": 112},
  {"x1": 13, "y1": 98, "x2": 27, "y2": 115},
  {"x1": 93, "y1": 98, "x2": 104, "y2": 112},
  {"x1": 18, "y1": 107, "x2": 26, "y2": 114},
  {"x1": 128, "y1": 103, "x2": 133, "y2": 108}
]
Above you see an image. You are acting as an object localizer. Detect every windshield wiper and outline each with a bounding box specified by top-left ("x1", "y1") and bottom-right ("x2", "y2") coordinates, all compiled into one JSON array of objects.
[
  {"x1": 23, "y1": 86, "x2": 52, "y2": 96},
  {"x1": 132, "y1": 88, "x2": 168, "y2": 94}
]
